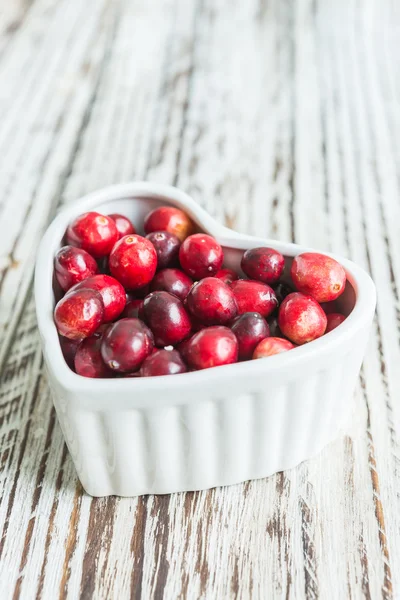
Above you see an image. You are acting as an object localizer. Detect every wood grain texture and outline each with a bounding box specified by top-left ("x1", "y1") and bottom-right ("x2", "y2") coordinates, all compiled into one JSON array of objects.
[{"x1": 0, "y1": 0, "x2": 400, "y2": 598}]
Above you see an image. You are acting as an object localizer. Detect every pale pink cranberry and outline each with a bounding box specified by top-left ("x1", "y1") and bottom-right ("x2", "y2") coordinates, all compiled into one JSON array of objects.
[
  {"x1": 101, "y1": 318, "x2": 154, "y2": 373},
  {"x1": 186, "y1": 277, "x2": 237, "y2": 325},
  {"x1": 231, "y1": 312, "x2": 270, "y2": 360},
  {"x1": 68, "y1": 274, "x2": 126, "y2": 322},
  {"x1": 66, "y1": 212, "x2": 118, "y2": 258},
  {"x1": 75, "y1": 330, "x2": 113, "y2": 378},
  {"x1": 144, "y1": 206, "x2": 194, "y2": 241},
  {"x1": 179, "y1": 234, "x2": 223, "y2": 279},
  {"x1": 146, "y1": 231, "x2": 181, "y2": 269},
  {"x1": 109, "y1": 234, "x2": 157, "y2": 290},
  {"x1": 142, "y1": 291, "x2": 191, "y2": 346},
  {"x1": 150, "y1": 268, "x2": 193, "y2": 301},
  {"x1": 241, "y1": 247, "x2": 285, "y2": 285},
  {"x1": 214, "y1": 269, "x2": 238, "y2": 286},
  {"x1": 185, "y1": 326, "x2": 238, "y2": 370},
  {"x1": 140, "y1": 349, "x2": 187, "y2": 377},
  {"x1": 253, "y1": 337, "x2": 295, "y2": 359},
  {"x1": 54, "y1": 289, "x2": 104, "y2": 340},
  {"x1": 278, "y1": 292, "x2": 327, "y2": 344},
  {"x1": 121, "y1": 298, "x2": 144, "y2": 319},
  {"x1": 291, "y1": 252, "x2": 346, "y2": 303},
  {"x1": 109, "y1": 213, "x2": 136, "y2": 239},
  {"x1": 325, "y1": 313, "x2": 346, "y2": 333},
  {"x1": 59, "y1": 335, "x2": 80, "y2": 370},
  {"x1": 54, "y1": 246, "x2": 98, "y2": 292},
  {"x1": 231, "y1": 280, "x2": 277, "y2": 318}
]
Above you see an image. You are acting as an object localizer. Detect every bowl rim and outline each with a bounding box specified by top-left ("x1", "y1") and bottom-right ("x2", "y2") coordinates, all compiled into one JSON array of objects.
[{"x1": 34, "y1": 182, "x2": 377, "y2": 395}]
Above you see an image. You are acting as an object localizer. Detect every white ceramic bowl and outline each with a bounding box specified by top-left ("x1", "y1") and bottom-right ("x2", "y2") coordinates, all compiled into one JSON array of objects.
[{"x1": 35, "y1": 183, "x2": 376, "y2": 497}]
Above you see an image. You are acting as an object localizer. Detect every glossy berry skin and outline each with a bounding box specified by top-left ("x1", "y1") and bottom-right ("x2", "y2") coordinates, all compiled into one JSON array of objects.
[
  {"x1": 214, "y1": 269, "x2": 238, "y2": 286},
  {"x1": 325, "y1": 312, "x2": 346, "y2": 333},
  {"x1": 291, "y1": 252, "x2": 346, "y2": 303},
  {"x1": 59, "y1": 335, "x2": 80, "y2": 370},
  {"x1": 231, "y1": 280, "x2": 278, "y2": 318},
  {"x1": 253, "y1": 337, "x2": 295, "y2": 359},
  {"x1": 121, "y1": 298, "x2": 144, "y2": 319},
  {"x1": 150, "y1": 268, "x2": 193, "y2": 302},
  {"x1": 66, "y1": 212, "x2": 118, "y2": 258},
  {"x1": 144, "y1": 206, "x2": 194, "y2": 242},
  {"x1": 231, "y1": 312, "x2": 270, "y2": 360},
  {"x1": 186, "y1": 277, "x2": 238, "y2": 325},
  {"x1": 54, "y1": 245, "x2": 98, "y2": 292},
  {"x1": 179, "y1": 234, "x2": 223, "y2": 279},
  {"x1": 273, "y1": 282, "x2": 294, "y2": 306},
  {"x1": 142, "y1": 291, "x2": 191, "y2": 347},
  {"x1": 101, "y1": 318, "x2": 154, "y2": 373},
  {"x1": 278, "y1": 292, "x2": 327, "y2": 345},
  {"x1": 146, "y1": 231, "x2": 181, "y2": 269},
  {"x1": 75, "y1": 331, "x2": 113, "y2": 378},
  {"x1": 109, "y1": 213, "x2": 136, "y2": 239},
  {"x1": 241, "y1": 247, "x2": 285, "y2": 285},
  {"x1": 54, "y1": 289, "x2": 104, "y2": 340},
  {"x1": 140, "y1": 349, "x2": 187, "y2": 377},
  {"x1": 185, "y1": 326, "x2": 238, "y2": 370},
  {"x1": 68, "y1": 274, "x2": 126, "y2": 322},
  {"x1": 109, "y1": 234, "x2": 157, "y2": 290}
]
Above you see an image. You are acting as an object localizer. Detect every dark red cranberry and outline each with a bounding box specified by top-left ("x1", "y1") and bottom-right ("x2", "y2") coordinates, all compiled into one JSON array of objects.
[
  {"x1": 150, "y1": 268, "x2": 193, "y2": 301},
  {"x1": 214, "y1": 268, "x2": 238, "y2": 286},
  {"x1": 101, "y1": 318, "x2": 154, "y2": 372},
  {"x1": 146, "y1": 231, "x2": 181, "y2": 269},
  {"x1": 54, "y1": 289, "x2": 104, "y2": 340},
  {"x1": 109, "y1": 213, "x2": 136, "y2": 239},
  {"x1": 231, "y1": 312, "x2": 270, "y2": 360},
  {"x1": 185, "y1": 326, "x2": 238, "y2": 370},
  {"x1": 179, "y1": 234, "x2": 223, "y2": 279},
  {"x1": 267, "y1": 315, "x2": 283, "y2": 338},
  {"x1": 325, "y1": 313, "x2": 346, "y2": 333},
  {"x1": 241, "y1": 247, "x2": 285, "y2": 285},
  {"x1": 291, "y1": 252, "x2": 346, "y2": 302},
  {"x1": 68, "y1": 274, "x2": 126, "y2": 322},
  {"x1": 140, "y1": 349, "x2": 187, "y2": 377},
  {"x1": 59, "y1": 335, "x2": 80, "y2": 370},
  {"x1": 144, "y1": 206, "x2": 194, "y2": 241},
  {"x1": 66, "y1": 212, "x2": 118, "y2": 258},
  {"x1": 54, "y1": 246, "x2": 98, "y2": 292},
  {"x1": 231, "y1": 280, "x2": 277, "y2": 318},
  {"x1": 109, "y1": 234, "x2": 157, "y2": 290},
  {"x1": 142, "y1": 291, "x2": 191, "y2": 346},
  {"x1": 278, "y1": 292, "x2": 327, "y2": 344},
  {"x1": 273, "y1": 282, "x2": 294, "y2": 305},
  {"x1": 186, "y1": 277, "x2": 237, "y2": 325},
  {"x1": 75, "y1": 330, "x2": 113, "y2": 378},
  {"x1": 176, "y1": 336, "x2": 193, "y2": 363},
  {"x1": 253, "y1": 337, "x2": 295, "y2": 358},
  {"x1": 121, "y1": 298, "x2": 144, "y2": 319}
]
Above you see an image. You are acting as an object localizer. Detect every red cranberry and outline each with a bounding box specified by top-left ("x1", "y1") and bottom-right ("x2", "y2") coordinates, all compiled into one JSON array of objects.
[
  {"x1": 54, "y1": 289, "x2": 104, "y2": 340},
  {"x1": 273, "y1": 282, "x2": 294, "y2": 305},
  {"x1": 278, "y1": 292, "x2": 327, "y2": 344},
  {"x1": 291, "y1": 252, "x2": 346, "y2": 303},
  {"x1": 176, "y1": 336, "x2": 193, "y2": 362},
  {"x1": 75, "y1": 331, "x2": 113, "y2": 378},
  {"x1": 140, "y1": 349, "x2": 187, "y2": 377},
  {"x1": 179, "y1": 234, "x2": 223, "y2": 279},
  {"x1": 59, "y1": 335, "x2": 80, "y2": 370},
  {"x1": 66, "y1": 212, "x2": 118, "y2": 258},
  {"x1": 214, "y1": 268, "x2": 238, "y2": 286},
  {"x1": 253, "y1": 337, "x2": 295, "y2": 359},
  {"x1": 241, "y1": 247, "x2": 285, "y2": 285},
  {"x1": 109, "y1": 234, "x2": 157, "y2": 290},
  {"x1": 325, "y1": 313, "x2": 346, "y2": 333},
  {"x1": 144, "y1": 206, "x2": 194, "y2": 242},
  {"x1": 186, "y1": 277, "x2": 238, "y2": 325},
  {"x1": 231, "y1": 280, "x2": 277, "y2": 318},
  {"x1": 54, "y1": 246, "x2": 98, "y2": 292},
  {"x1": 150, "y1": 268, "x2": 193, "y2": 301},
  {"x1": 121, "y1": 298, "x2": 144, "y2": 319},
  {"x1": 101, "y1": 318, "x2": 154, "y2": 372},
  {"x1": 185, "y1": 326, "x2": 238, "y2": 370},
  {"x1": 146, "y1": 231, "x2": 181, "y2": 269},
  {"x1": 142, "y1": 291, "x2": 191, "y2": 347},
  {"x1": 231, "y1": 312, "x2": 270, "y2": 360},
  {"x1": 109, "y1": 213, "x2": 136, "y2": 239},
  {"x1": 68, "y1": 274, "x2": 126, "y2": 322}
]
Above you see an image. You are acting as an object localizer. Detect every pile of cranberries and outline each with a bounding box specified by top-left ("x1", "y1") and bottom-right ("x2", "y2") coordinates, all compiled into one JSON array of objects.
[{"x1": 53, "y1": 205, "x2": 347, "y2": 378}]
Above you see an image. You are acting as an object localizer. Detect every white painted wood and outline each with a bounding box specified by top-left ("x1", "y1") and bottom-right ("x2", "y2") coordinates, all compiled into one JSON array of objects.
[{"x1": 0, "y1": 0, "x2": 399, "y2": 598}]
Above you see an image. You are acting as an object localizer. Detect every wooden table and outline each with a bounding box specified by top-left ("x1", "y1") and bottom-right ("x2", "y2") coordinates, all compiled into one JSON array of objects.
[{"x1": 1, "y1": 0, "x2": 399, "y2": 597}]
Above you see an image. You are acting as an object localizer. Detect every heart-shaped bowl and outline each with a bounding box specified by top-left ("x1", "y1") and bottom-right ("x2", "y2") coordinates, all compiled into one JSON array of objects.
[{"x1": 35, "y1": 182, "x2": 376, "y2": 497}]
